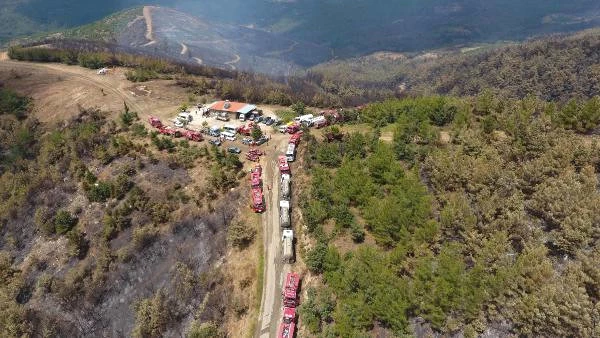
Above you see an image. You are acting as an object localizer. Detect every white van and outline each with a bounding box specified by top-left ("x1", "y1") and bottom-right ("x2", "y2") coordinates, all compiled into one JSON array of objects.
[
  {"x1": 223, "y1": 124, "x2": 237, "y2": 134},
  {"x1": 286, "y1": 143, "x2": 296, "y2": 162},
  {"x1": 222, "y1": 131, "x2": 237, "y2": 141}
]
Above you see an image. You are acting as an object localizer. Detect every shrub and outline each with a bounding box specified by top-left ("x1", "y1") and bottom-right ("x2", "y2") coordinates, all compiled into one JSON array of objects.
[
  {"x1": 0, "y1": 88, "x2": 30, "y2": 119},
  {"x1": 131, "y1": 123, "x2": 148, "y2": 137},
  {"x1": 35, "y1": 207, "x2": 55, "y2": 235},
  {"x1": 227, "y1": 222, "x2": 256, "y2": 248},
  {"x1": 126, "y1": 68, "x2": 159, "y2": 82},
  {"x1": 54, "y1": 210, "x2": 78, "y2": 235},
  {"x1": 350, "y1": 223, "x2": 365, "y2": 243},
  {"x1": 87, "y1": 181, "x2": 112, "y2": 202},
  {"x1": 120, "y1": 108, "x2": 138, "y2": 128},
  {"x1": 132, "y1": 226, "x2": 158, "y2": 251},
  {"x1": 187, "y1": 321, "x2": 222, "y2": 338},
  {"x1": 67, "y1": 228, "x2": 89, "y2": 259},
  {"x1": 132, "y1": 290, "x2": 173, "y2": 337}
]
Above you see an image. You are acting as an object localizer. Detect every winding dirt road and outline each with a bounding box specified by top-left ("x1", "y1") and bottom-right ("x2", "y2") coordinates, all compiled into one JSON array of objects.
[
  {"x1": 225, "y1": 54, "x2": 241, "y2": 71},
  {"x1": 142, "y1": 6, "x2": 157, "y2": 46}
]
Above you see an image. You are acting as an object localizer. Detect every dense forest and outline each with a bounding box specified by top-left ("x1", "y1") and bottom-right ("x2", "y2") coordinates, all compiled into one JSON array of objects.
[
  {"x1": 298, "y1": 93, "x2": 600, "y2": 336},
  {"x1": 0, "y1": 87, "x2": 249, "y2": 336}
]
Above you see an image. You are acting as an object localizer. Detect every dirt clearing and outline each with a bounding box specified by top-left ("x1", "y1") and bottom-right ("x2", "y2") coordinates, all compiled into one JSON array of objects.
[{"x1": 0, "y1": 59, "x2": 188, "y2": 123}]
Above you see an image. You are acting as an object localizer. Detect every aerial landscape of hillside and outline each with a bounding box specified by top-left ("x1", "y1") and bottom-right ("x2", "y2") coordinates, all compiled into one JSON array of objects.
[{"x1": 2, "y1": 1, "x2": 600, "y2": 338}]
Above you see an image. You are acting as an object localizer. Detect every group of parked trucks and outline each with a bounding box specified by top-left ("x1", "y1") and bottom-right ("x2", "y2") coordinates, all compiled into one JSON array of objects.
[
  {"x1": 278, "y1": 272, "x2": 301, "y2": 338},
  {"x1": 276, "y1": 133, "x2": 304, "y2": 338},
  {"x1": 149, "y1": 116, "x2": 204, "y2": 142}
]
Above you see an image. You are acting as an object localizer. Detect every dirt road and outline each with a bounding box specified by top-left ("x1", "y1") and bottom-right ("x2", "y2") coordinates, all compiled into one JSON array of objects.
[
  {"x1": 256, "y1": 136, "x2": 291, "y2": 338},
  {"x1": 225, "y1": 54, "x2": 241, "y2": 71},
  {"x1": 142, "y1": 6, "x2": 157, "y2": 46}
]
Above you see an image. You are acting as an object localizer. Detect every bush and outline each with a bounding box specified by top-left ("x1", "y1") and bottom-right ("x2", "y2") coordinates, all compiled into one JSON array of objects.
[
  {"x1": 120, "y1": 106, "x2": 138, "y2": 128},
  {"x1": 67, "y1": 228, "x2": 89, "y2": 259},
  {"x1": 87, "y1": 181, "x2": 112, "y2": 202},
  {"x1": 132, "y1": 289, "x2": 173, "y2": 338},
  {"x1": 227, "y1": 222, "x2": 256, "y2": 249},
  {"x1": 54, "y1": 210, "x2": 78, "y2": 235},
  {"x1": 0, "y1": 88, "x2": 30, "y2": 119},
  {"x1": 151, "y1": 134, "x2": 176, "y2": 152},
  {"x1": 350, "y1": 223, "x2": 365, "y2": 243},
  {"x1": 126, "y1": 68, "x2": 159, "y2": 82},
  {"x1": 131, "y1": 123, "x2": 148, "y2": 137},
  {"x1": 187, "y1": 321, "x2": 222, "y2": 338},
  {"x1": 35, "y1": 207, "x2": 55, "y2": 235},
  {"x1": 132, "y1": 226, "x2": 158, "y2": 251}
]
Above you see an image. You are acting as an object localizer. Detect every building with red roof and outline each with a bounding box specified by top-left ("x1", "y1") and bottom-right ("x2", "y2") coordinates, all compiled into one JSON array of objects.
[{"x1": 209, "y1": 100, "x2": 257, "y2": 119}]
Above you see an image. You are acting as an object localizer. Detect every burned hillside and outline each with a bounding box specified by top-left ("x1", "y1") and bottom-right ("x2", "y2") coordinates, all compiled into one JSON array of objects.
[{"x1": 0, "y1": 93, "x2": 246, "y2": 337}]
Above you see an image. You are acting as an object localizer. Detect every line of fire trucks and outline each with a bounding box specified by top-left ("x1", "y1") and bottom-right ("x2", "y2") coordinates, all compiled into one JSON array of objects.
[
  {"x1": 276, "y1": 131, "x2": 303, "y2": 338},
  {"x1": 149, "y1": 116, "x2": 204, "y2": 141}
]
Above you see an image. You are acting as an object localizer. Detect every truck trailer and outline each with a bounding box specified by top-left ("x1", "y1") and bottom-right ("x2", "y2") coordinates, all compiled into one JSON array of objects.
[
  {"x1": 282, "y1": 229, "x2": 294, "y2": 263},
  {"x1": 280, "y1": 200, "x2": 290, "y2": 228},
  {"x1": 280, "y1": 174, "x2": 291, "y2": 200}
]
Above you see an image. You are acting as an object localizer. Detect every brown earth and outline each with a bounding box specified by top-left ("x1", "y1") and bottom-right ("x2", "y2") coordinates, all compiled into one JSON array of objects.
[{"x1": 0, "y1": 58, "x2": 186, "y2": 124}]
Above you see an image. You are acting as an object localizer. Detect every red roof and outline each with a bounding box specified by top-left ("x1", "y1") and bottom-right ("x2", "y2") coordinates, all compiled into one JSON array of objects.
[{"x1": 210, "y1": 101, "x2": 248, "y2": 113}]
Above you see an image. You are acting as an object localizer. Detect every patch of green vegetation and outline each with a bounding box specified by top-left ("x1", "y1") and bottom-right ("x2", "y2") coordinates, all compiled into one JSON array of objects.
[{"x1": 301, "y1": 93, "x2": 600, "y2": 336}]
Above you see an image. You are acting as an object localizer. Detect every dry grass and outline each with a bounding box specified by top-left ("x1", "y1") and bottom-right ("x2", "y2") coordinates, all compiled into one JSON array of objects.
[{"x1": 223, "y1": 210, "x2": 262, "y2": 337}]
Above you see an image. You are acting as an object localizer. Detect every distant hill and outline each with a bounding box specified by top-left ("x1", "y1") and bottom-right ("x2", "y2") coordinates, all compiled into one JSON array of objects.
[
  {"x1": 35, "y1": 6, "x2": 330, "y2": 75},
  {"x1": 310, "y1": 29, "x2": 600, "y2": 103},
  {"x1": 4, "y1": 0, "x2": 600, "y2": 62}
]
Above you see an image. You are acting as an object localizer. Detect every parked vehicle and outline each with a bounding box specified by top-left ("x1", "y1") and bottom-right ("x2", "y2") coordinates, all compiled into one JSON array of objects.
[
  {"x1": 289, "y1": 132, "x2": 302, "y2": 146},
  {"x1": 286, "y1": 143, "x2": 296, "y2": 162},
  {"x1": 281, "y1": 174, "x2": 291, "y2": 199},
  {"x1": 182, "y1": 130, "x2": 203, "y2": 142},
  {"x1": 282, "y1": 230, "x2": 295, "y2": 263},
  {"x1": 149, "y1": 116, "x2": 163, "y2": 128},
  {"x1": 286, "y1": 123, "x2": 300, "y2": 134},
  {"x1": 278, "y1": 156, "x2": 290, "y2": 174},
  {"x1": 228, "y1": 147, "x2": 241, "y2": 154},
  {"x1": 280, "y1": 200, "x2": 291, "y2": 228},
  {"x1": 216, "y1": 112, "x2": 230, "y2": 121},
  {"x1": 223, "y1": 124, "x2": 237, "y2": 134},
  {"x1": 251, "y1": 187, "x2": 266, "y2": 213},
  {"x1": 222, "y1": 131, "x2": 236, "y2": 141},
  {"x1": 281, "y1": 271, "x2": 300, "y2": 306},
  {"x1": 209, "y1": 126, "x2": 221, "y2": 137},
  {"x1": 209, "y1": 139, "x2": 221, "y2": 146},
  {"x1": 255, "y1": 135, "x2": 269, "y2": 145},
  {"x1": 178, "y1": 112, "x2": 193, "y2": 122}
]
